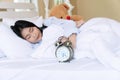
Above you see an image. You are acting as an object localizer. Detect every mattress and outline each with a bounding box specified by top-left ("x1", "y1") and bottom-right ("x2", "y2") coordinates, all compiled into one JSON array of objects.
[{"x1": 0, "y1": 58, "x2": 119, "y2": 80}]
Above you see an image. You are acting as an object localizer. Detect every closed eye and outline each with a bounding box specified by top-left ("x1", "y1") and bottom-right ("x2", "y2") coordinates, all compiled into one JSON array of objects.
[{"x1": 25, "y1": 35, "x2": 31, "y2": 40}]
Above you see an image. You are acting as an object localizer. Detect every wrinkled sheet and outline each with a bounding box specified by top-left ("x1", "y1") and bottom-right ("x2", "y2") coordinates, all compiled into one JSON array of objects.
[
  {"x1": 75, "y1": 17, "x2": 120, "y2": 71},
  {"x1": 0, "y1": 58, "x2": 120, "y2": 80}
]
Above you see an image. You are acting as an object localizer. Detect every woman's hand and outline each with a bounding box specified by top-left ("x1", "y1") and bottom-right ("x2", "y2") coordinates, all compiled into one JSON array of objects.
[
  {"x1": 57, "y1": 34, "x2": 77, "y2": 48},
  {"x1": 58, "y1": 36, "x2": 68, "y2": 43},
  {"x1": 68, "y1": 33, "x2": 77, "y2": 48}
]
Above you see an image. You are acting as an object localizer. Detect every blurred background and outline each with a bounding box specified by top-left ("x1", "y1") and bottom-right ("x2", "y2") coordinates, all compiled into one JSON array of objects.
[{"x1": 0, "y1": 0, "x2": 120, "y2": 21}]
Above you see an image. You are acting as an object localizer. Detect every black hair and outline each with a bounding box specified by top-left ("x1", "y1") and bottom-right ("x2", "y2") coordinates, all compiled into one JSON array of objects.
[{"x1": 10, "y1": 20, "x2": 47, "y2": 39}]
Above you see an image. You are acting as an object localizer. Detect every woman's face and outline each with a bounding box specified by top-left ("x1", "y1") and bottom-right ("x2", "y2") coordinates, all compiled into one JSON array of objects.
[{"x1": 21, "y1": 27, "x2": 42, "y2": 43}]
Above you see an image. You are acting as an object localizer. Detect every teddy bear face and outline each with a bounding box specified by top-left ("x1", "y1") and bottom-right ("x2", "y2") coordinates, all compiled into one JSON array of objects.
[
  {"x1": 49, "y1": 3, "x2": 83, "y2": 21},
  {"x1": 49, "y1": 3, "x2": 69, "y2": 19}
]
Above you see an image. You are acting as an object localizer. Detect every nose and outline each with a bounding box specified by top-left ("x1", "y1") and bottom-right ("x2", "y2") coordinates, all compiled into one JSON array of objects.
[{"x1": 31, "y1": 33, "x2": 36, "y2": 38}]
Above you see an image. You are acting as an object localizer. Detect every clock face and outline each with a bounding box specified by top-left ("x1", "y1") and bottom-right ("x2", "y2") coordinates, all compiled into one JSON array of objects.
[{"x1": 55, "y1": 46, "x2": 70, "y2": 62}]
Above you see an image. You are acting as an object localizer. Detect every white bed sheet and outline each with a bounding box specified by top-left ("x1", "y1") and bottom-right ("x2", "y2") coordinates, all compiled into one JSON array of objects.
[{"x1": 0, "y1": 58, "x2": 120, "y2": 80}]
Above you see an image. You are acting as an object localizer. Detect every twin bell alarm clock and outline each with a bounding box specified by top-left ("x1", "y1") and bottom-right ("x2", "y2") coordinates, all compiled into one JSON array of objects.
[{"x1": 55, "y1": 40, "x2": 74, "y2": 62}]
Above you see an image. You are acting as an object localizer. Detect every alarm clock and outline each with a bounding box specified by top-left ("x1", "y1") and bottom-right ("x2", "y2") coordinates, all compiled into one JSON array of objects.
[{"x1": 55, "y1": 41, "x2": 74, "y2": 62}]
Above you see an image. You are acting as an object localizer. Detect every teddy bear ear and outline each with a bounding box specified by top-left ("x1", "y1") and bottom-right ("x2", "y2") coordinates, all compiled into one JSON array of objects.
[{"x1": 61, "y1": 3, "x2": 69, "y2": 10}]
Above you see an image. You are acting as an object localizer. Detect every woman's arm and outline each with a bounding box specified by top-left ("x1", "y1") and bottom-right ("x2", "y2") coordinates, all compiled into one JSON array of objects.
[{"x1": 75, "y1": 20, "x2": 85, "y2": 28}]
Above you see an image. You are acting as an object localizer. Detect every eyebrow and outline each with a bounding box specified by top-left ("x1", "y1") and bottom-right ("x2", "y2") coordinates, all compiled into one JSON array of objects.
[{"x1": 29, "y1": 27, "x2": 33, "y2": 32}]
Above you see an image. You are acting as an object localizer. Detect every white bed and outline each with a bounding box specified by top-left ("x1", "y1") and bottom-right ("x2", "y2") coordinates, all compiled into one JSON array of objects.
[
  {"x1": 0, "y1": 58, "x2": 120, "y2": 80},
  {"x1": 0, "y1": 2, "x2": 120, "y2": 80}
]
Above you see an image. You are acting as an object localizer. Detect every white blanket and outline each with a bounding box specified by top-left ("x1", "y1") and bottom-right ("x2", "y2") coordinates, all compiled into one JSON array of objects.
[
  {"x1": 32, "y1": 17, "x2": 120, "y2": 71},
  {"x1": 75, "y1": 17, "x2": 120, "y2": 71}
]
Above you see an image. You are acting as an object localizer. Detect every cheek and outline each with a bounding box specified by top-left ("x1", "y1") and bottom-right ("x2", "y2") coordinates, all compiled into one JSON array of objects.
[
  {"x1": 37, "y1": 30, "x2": 41, "y2": 36},
  {"x1": 34, "y1": 28, "x2": 40, "y2": 33}
]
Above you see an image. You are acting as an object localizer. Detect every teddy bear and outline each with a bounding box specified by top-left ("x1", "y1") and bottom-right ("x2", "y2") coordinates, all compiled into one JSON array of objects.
[{"x1": 49, "y1": 3, "x2": 84, "y2": 28}]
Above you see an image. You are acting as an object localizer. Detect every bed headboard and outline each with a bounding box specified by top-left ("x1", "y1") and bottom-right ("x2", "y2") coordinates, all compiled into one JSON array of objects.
[{"x1": 0, "y1": 2, "x2": 38, "y2": 21}]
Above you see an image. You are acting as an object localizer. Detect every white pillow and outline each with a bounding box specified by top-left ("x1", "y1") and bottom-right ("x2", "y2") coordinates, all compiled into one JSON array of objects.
[
  {"x1": 0, "y1": 23, "x2": 34, "y2": 59},
  {"x1": 0, "y1": 49, "x2": 6, "y2": 58},
  {"x1": 2, "y1": 16, "x2": 43, "y2": 27}
]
